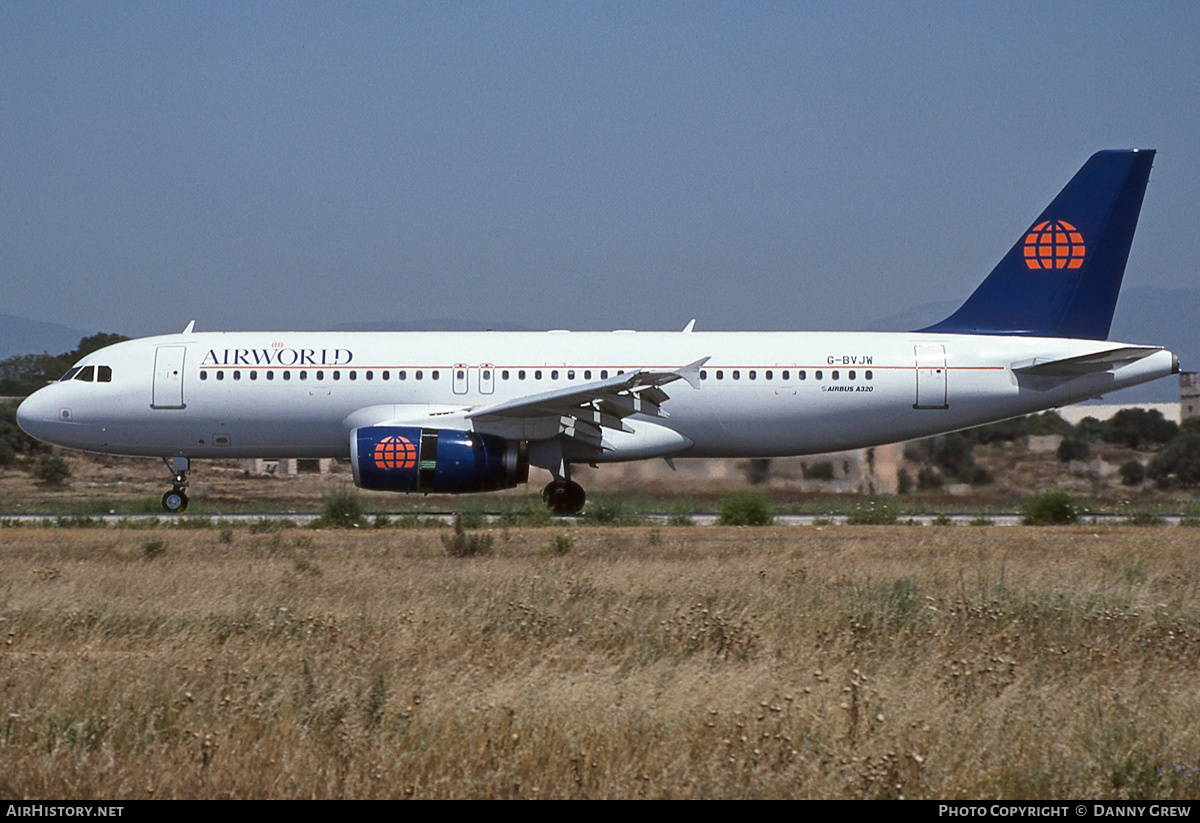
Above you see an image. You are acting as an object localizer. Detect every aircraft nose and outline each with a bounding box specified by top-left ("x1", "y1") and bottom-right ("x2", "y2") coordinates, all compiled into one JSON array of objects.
[{"x1": 16, "y1": 391, "x2": 55, "y2": 442}]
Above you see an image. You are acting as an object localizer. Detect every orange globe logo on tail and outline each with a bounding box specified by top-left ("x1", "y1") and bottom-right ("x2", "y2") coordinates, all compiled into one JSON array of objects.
[
  {"x1": 1023, "y1": 220, "x2": 1085, "y2": 270},
  {"x1": 373, "y1": 435, "x2": 417, "y2": 470}
]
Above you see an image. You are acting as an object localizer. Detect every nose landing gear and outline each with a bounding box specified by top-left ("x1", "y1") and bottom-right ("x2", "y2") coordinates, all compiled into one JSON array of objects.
[{"x1": 161, "y1": 456, "x2": 190, "y2": 513}]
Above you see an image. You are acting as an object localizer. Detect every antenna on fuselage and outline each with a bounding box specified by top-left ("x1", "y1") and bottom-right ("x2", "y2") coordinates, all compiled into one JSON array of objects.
[
  {"x1": 682, "y1": 319, "x2": 696, "y2": 333},
  {"x1": 182, "y1": 320, "x2": 196, "y2": 334}
]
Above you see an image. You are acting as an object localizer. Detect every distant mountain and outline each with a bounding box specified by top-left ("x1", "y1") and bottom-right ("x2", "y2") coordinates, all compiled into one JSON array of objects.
[{"x1": 0, "y1": 313, "x2": 92, "y2": 360}]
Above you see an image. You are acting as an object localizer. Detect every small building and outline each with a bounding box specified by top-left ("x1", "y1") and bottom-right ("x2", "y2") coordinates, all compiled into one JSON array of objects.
[{"x1": 1180, "y1": 372, "x2": 1199, "y2": 421}]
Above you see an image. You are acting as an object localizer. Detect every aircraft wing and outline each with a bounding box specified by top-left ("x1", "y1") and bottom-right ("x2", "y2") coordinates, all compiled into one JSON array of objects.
[
  {"x1": 465, "y1": 357, "x2": 708, "y2": 449},
  {"x1": 1011, "y1": 346, "x2": 1162, "y2": 377}
]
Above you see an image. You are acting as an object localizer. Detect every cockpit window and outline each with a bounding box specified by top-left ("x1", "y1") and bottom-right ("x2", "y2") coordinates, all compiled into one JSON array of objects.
[
  {"x1": 73, "y1": 366, "x2": 95, "y2": 382},
  {"x1": 97, "y1": 366, "x2": 112, "y2": 383},
  {"x1": 59, "y1": 367, "x2": 82, "y2": 382}
]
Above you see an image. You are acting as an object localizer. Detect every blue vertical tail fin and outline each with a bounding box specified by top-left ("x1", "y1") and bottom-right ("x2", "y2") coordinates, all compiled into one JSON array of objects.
[{"x1": 921, "y1": 149, "x2": 1154, "y2": 340}]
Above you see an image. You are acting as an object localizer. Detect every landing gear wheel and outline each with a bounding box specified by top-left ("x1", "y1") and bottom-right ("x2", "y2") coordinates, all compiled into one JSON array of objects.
[
  {"x1": 542, "y1": 480, "x2": 586, "y2": 515},
  {"x1": 162, "y1": 489, "x2": 188, "y2": 513},
  {"x1": 161, "y1": 457, "x2": 191, "y2": 514}
]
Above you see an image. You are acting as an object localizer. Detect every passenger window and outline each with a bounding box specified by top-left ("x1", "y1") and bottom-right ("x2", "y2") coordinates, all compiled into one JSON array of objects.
[
  {"x1": 866, "y1": 370, "x2": 873, "y2": 380},
  {"x1": 74, "y1": 366, "x2": 95, "y2": 382},
  {"x1": 97, "y1": 366, "x2": 112, "y2": 382},
  {"x1": 250, "y1": 371, "x2": 258, "y2": 380},
  {"x1": 432, "y1": 371, "x2": 439, "y2": 380},
  {"x1": 266, "y1": 371, "x2": 274, "y2": 380},
  {"x1": 551, "y1": 370, "x2": 559, "y2": 380},
  {"x1": 832, "y1": 371, "x2": 839, "y2": 380},
  {"x1": 399, "y1": 371, "x2": 406, "y2": 380},
  {"x1": 601, "y1": 370, "x2": 609, "y2": 379},
  {"x1": 415, "y1": 371, "x2": 423, "y2": 380},
  {"x1": 732, "y1": 370, "x2": 740, "y2": 380},
  {"x1": 381, "y1": 371, "x2": 388, "y2": 380},
  {"x1": 365, "y1": 371, "x2": 372, "y2": 380},
  {"x1": 502, "y1": 370, "x2": 510, "y2": 380},
  {"x1": 350, "y1": 371, "x2": 357, "y2": 380},
  {"x1": 567, "y1": 370, "x2": 575, "y2": 380},
  {"x1": 700, "y1": 370, "x2": 708, "y2": 380},
  {"x1": 535, "y1": 370, "x2": 543, "y2": 380},
  {"x1": 815, "y1": 370, "x2": 823, "y2": 380},
  {"x1": 217, "y1": 371, "x2": 225, "y2": 380},
  {"x1": 799, "y1": 371, "x2": 806, "y2": 380},
  {"x1": 299, "y1": 370, "x2": 307, "y2": 380},
  {"x1": 315, "y1": 371, "x2": 323, "y2": 381},
  {"x1": 782, "y1": 370, "x2": 789, "y2": 380},
  {"x1": 283, "y1": 372, "x2": 291, "y2": 381},
  {"x1": 849, "y1": 370, "x2": 856, "y2": 380},
  {"x1": 749, "y1": 370, "x2": 756, "y2": 380},
  {"x1": 233, "y1": 371, "x2": 241, "y2": 380},
  {"x1": 716, "y1": 370, "x2": 724, "y2": 380},
  {"x1": 200, "y1": 371, "x2": 208, "y2": 381},
  {"x1": 332, "y1": 371, "x2": 340, "y2": 381},
  {"x1": 518, "y1": 370, "x2": 526, "y2": 380},
  {"x1": 765, "y1": 370, "x2": 772, "y2": 380}
]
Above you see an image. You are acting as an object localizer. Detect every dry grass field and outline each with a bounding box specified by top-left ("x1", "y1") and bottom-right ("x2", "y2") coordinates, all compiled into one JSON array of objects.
[{"x1": 2, "y1": 523, "x2": 1199, "y2": 799}]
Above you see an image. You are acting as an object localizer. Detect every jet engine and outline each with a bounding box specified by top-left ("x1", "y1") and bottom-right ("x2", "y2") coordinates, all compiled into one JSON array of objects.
[{"x1": 351, "y1": 426, "x2": 528, "y2": 494}]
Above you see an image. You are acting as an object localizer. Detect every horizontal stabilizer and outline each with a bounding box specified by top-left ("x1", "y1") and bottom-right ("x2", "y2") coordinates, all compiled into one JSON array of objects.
[{"x1": 1011, "y1": 346, "x2": 1161, "y2": 377}]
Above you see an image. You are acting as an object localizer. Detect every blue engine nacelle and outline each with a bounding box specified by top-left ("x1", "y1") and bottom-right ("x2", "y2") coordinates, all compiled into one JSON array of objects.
[{"x1": 351, "y1": 426, "x2": 529, "y2": 494}]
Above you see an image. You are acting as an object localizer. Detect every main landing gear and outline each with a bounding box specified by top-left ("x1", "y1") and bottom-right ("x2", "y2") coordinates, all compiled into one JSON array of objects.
[
  {"x1": 542, "y1": 479, "x2": 586, "y2": 515},
  {"x1": 162, "y1": 456, "x2": 190, "y2": 513}
]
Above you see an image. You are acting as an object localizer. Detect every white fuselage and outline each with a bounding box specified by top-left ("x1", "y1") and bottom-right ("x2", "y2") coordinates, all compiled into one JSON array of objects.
[{"x1": 15, "y1": 330, "x2": 1177, "y2": 463}]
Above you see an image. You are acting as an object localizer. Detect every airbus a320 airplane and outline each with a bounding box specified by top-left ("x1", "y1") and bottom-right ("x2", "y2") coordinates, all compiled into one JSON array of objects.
[{"x1": 17, "y1": 150, "x2": 1177, "y2": 514}]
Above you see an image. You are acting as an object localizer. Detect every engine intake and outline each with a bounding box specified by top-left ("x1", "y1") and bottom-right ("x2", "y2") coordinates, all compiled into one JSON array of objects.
[{"x1": 351, "y1": 426, "x2": 528, "y2": 494}]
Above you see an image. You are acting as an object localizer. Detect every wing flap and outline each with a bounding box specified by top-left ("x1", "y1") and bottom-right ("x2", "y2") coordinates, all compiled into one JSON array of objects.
[{"x1": 466, "y1": 357, "x2": 709, "y2": 447}]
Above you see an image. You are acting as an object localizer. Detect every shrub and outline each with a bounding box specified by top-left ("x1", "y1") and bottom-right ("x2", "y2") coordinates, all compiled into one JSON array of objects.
[
  {"x1": 745, "y1": 458, "x2": 772, "y2": 485},
  {"x1": 916, "y1": 467, "x2": 943, "y2": 491},
  {"x1": 32, "y1": 453, "x2": 71, "y2": 486},
  {"x1": 667, "y1": 513, "x2": 694, "y2": 527},
  {"x1": 1119, "y1": 460, "x2": 1145, "y2": 486},
  {"x1": 1103, "y1": 409, "x2": 1179, "y2": 449},
  {"x1": 1147, "y1": 433, "x2": 1200, "y2": 487},
  {"x1": 802, "y1": 461, "x2": 835, "y2": 481},
  {"x1": 550, "y1": 535, "x2": 572, "y2": 555},
  {"x1": 1023, "y1": 491, "x2": 1079, "y2": 525},
  {"x1": 718, "y1": 491, "x2": 773, "y2": 526},
  {"x1": 142, "y1": 539, "x2": 167, "y2": 559},
  {"x1": 316, "y1": 489, "x2": 365, "y2": 528},
  {"x1": 442, "y1": 514, "x2": 494, "y2": 557},
  {"x1": 581, "y1": 500, "x2": 640, "y2": 526},
  {"x1": 896, "y1": 468, "x2": 913, "y2": 495},
  {"x1": 846, "y1": 500, "x2": 898, "y2": 525},
  {"x1": 1056, "y1": 437, "x2": 1091, "y2": 463}
]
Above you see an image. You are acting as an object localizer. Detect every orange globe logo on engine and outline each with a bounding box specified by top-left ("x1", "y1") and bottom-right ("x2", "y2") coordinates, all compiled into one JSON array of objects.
[
  {"x1": 1023, "y1": 220, "x2": 1085, "y2": 270},
  {"x1": 373, "y1": 435, "x2": 416, "y2": 470}
]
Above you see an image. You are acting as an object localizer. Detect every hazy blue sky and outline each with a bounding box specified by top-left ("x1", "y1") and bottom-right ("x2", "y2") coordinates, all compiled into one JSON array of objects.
[{"x1": 4, "y1": 1, "x2": 1198, "y2": 337}]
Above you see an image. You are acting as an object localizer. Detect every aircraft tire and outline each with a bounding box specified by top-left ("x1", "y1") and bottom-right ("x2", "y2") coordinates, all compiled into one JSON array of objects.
[
  {"x1": 162, "y1": 489, "x2": 188, "y2": 513},
  {"x1": 542, "y1": 480, "x2": 586, "y2": 515}
]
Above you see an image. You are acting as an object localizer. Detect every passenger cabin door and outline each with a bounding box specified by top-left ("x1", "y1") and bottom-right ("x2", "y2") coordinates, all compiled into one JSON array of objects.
[
  {"x1": 479, "y1": 363, "x2": 495, "y2": 395},
  {"x1": 913, "y1": 344, "x2": 948, "y2": 410},
  {"x1": 152, "y1": 346, "x2": 187, "y2": 409}
]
